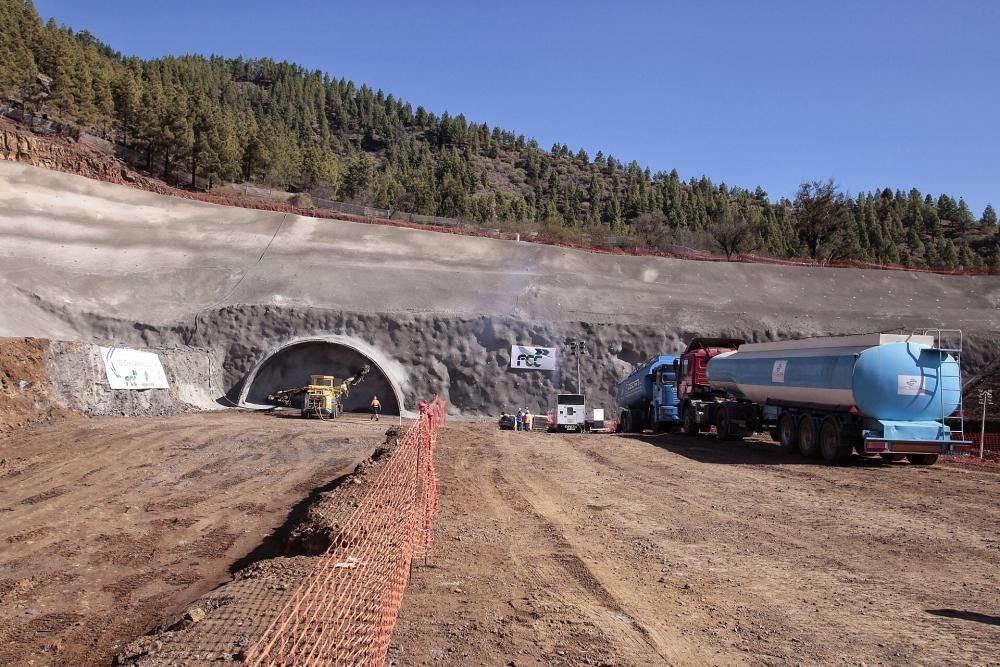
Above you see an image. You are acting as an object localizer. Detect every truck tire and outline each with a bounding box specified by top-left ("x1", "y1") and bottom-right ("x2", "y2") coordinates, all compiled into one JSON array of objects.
[
  {"x1": 650, "y1": 407, "x2": 664, "y2": 434},
  {"x1": 906, "y1": 454, "x2": 939, "y2": 466},
  {"x1": 632, "y1": 411, "x2": 646, "y2": 433},
  {"x1": 682, "y1": 404, "x2": 699, "y2": 436},
  {"x1": 819, "y1": 417, "x2": 852, "y2": 464},
  {"x1": 798, "y1": 416, "x2": 820, "y2": 459},
  {"x1": 777, "y1": 413, "x2": 798, "y2": 453},
  {"x1": 717, "y1": 408, "x2": 731, "y2": 440},
  {"x1": 717, "y1": 405, "x2": 744, "y2": 441},
  {"x1": 621, "y1": 410, "x2": 632, "y2": 433}
]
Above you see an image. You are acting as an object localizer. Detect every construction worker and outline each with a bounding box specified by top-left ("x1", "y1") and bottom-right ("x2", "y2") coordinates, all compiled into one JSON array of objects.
[
  {"x1": 369, "y1": 395, "x2": 381, "y2": 421},
  {"x1": 418, "y1": 399, "x2": 435, "y2": 428},
  {"x1": 524, "y1": 408, "x2": 533, "y2": 432},
  {"x1": 516, "y1": 408, "x2": 524, "y2": 431}
]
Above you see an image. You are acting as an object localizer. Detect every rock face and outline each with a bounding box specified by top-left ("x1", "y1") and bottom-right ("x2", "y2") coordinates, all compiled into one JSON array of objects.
[
  {"x1": 46, "y1": 341, "x2": 222, "y2": 416},
  {"x1": 0, "y1": 124, "x2": 150, "y2": 187},
  {"x1": 40, "y1": 305, "x2": 1000, "y2": 419},
  {"x1": 2, "y1": 159, "x2": 999, "y2": 417}
]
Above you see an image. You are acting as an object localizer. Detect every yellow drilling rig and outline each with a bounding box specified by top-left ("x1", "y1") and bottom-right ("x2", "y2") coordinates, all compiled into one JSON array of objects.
[{"x1": 267, "y1": 365, "x2": 371, "y2": 418}]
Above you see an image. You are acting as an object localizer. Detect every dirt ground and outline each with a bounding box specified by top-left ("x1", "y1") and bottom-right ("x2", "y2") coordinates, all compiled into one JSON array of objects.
[
  {"x1": 392, "y1": 422, "x2": 1000, "y2": 667},
  {"x1": 0, "y1": 410, "x2": 384, "y2": 667}
]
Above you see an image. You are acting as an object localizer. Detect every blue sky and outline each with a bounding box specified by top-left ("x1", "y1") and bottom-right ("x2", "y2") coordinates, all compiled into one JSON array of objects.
[{"x1": 35, "y1": 0, "x2": 998, "y2": 212}]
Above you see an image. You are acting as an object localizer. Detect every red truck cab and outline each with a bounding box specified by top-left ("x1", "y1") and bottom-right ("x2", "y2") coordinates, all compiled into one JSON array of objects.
[{"x1": 677, "y1": 337, "x2": 743, "y2": 402}]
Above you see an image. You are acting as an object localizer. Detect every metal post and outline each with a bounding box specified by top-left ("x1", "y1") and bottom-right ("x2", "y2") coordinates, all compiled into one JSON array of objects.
[
  {"x1": 979, "y1": 390, "x2": 992, "y2": 460},
  {"x1": 577, "y1": 349, "x2": 582, "y2": 395}
]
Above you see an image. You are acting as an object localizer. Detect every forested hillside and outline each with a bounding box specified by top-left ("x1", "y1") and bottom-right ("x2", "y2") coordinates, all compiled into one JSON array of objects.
[{"x1": 1, "y1": 0, "x2": 997, "y2": 268}]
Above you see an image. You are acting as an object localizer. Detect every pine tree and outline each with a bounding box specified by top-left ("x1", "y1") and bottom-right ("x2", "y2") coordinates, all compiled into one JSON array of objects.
[
  {"x1": 112, "y1": 62, "x2": 142, "y2": 146},
  {"x1": 160, "y1": 86, "x2": 193, "y2": 180},
  {"x1": 189, "y1": 92, "x2": 220, "y2": 188},
  {"x1": 941, "y1": 240, "x2": 959, "y2": 268},
  {"x1": 955, "y1": 198, "x2": 975, "y2": 231},
  {"x1": 342, "y1": 152, "x2": 376, "y2": 201},
  {"x1": 981, "y1": 204, "x2": 998, "y2": 228}
]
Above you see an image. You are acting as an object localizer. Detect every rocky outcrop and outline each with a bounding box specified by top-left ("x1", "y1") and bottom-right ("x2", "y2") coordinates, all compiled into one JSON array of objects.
[{"x1": 0, "y1": 123, "x2": 152, "y2": 187}]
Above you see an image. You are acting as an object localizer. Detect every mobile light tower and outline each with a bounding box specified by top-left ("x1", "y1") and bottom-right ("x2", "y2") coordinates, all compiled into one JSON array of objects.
[
  {"x1": 979, "y1": 389, "x2": 993, "y2": 459},
  {"x1": 565, "y1": 339, "x2": 588, "y2": 394}
]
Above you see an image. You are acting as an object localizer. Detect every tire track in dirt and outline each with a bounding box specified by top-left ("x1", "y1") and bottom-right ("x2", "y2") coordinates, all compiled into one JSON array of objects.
[
  {"x1": 394, "y1": 422, "x2": 1000, "y2": 667},
  {"x1": 488, "y1": 465, "x2": 674, "y2": 664},
  {"x1": 496, "y1": 443, "x2": 745, "y2": 666},
  {"x1": 559, "y1": 432, "x2": 1000, "y2": 666}
]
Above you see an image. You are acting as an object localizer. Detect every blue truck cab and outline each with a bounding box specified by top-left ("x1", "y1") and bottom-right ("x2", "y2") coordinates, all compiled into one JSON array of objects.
[{"x1": 615, "y1": 355, "x2": 680, "y2": 433}]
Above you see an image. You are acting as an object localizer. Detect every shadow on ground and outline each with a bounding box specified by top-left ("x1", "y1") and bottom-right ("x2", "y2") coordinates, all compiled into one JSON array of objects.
[
  {"x1": 614, "y1": 431, "x2": 901, "y2": 468},
  {"x1": 927, "y1": 609, "x2": 1000, "y2": 626}
]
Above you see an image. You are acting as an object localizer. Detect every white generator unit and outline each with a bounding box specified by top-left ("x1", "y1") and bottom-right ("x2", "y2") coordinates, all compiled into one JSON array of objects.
[
  {"x1": 585, "y1": 408, "x2": 605, "y2": 432},
  {"x1": 551, "y1": 393, "x2": 585, "y2": 432}
]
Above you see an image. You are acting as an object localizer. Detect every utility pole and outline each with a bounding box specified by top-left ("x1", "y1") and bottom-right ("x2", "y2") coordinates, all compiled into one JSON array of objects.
[
  {"x1": 979, "y1": 389, "x2": 993, "y2": 460},
  {"x1": 566, "y1": 339, "x2": 588, "y2": 395}
]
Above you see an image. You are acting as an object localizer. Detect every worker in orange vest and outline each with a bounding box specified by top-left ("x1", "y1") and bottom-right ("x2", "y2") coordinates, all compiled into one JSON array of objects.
[
  {"x1": 418, "y1": 399, "x2": 434, "y2": 429},
  {"x1": 369, "y1": 395, "x2": 381, "y2": 421}
]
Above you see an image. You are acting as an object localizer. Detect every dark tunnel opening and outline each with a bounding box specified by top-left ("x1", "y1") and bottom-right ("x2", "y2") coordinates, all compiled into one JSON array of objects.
[{"x1": 244, "y1": 341, "x2": 401, "y2": 415}]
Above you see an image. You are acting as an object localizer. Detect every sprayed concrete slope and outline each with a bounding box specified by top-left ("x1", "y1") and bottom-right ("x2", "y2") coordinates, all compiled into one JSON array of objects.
[{"x1": 2, "y1": 160, "x2": 999, "y2": 414}]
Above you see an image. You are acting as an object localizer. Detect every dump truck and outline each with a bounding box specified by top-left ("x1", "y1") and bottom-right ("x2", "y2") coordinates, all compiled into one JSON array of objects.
[
  {"x1": 267, "y1": 365, "x2": 370, "y2": 418},
  {"x1": 677, "y1": 331, "x2": 969, "y2": 465},
  {"x1": 615, "y1": 355, "x2": 680, "y2": 433}
]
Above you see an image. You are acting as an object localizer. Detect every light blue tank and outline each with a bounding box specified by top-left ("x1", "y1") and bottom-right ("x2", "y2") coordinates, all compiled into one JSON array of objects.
[
  {"x1": 853, "y1": 343, "x2": 959, "y2": 420},
  {"x1": 708, "y1": 339, "x2": 960, "y2": 421}
]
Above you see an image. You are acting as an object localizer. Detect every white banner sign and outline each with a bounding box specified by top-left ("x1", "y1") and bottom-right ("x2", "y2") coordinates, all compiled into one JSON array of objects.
[
  {"x1": 510, "y1": 345, "x2": 557, "y2": 371},
  {"x1": 100, "y1": 347, "x2": 169, "y2": 389}
]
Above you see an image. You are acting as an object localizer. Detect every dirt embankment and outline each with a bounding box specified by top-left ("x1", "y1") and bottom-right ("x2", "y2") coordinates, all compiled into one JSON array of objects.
[
  {"x1": 391, "y1": 422, "x2": 1000, "y2": 666},
  {"x1": 115, "y1": 420, "x2": 403, "y2": 666},
  {"x1": 0, "y1": 337, "x2": 70, "y2": 432},
  {"x1": 0, "y1": 337, "x2": 222, "y2": 424},
  {"x1": 0, "y1": 411, "x2": 384, "y2": 667}
]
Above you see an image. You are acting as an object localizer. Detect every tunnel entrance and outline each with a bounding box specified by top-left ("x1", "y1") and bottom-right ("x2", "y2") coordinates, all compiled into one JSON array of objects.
[{"x1": 239, "y1": 338, "x2": 403, "y2": 415}]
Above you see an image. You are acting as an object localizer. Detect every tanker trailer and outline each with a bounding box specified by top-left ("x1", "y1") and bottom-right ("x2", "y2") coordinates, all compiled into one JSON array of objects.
[
  {"x1": 678, "y1": 332, "x2": 969, "y2": 465},
  {"x1": 615, "y1": 355, "x2": 680, "y2": 433}
]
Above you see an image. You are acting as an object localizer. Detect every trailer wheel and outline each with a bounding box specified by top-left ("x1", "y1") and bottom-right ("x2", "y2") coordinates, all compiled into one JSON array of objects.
[
  {"x1": 777, "y1": 413, "x2": 798, "y2": 453},
  {"x1": 906, "y1": 454, "x2": 939, "y2": 466},
  {"x1": 820, "y1": 418, "x2": 852, "y2": 464},
  {"x1": 880, "y1": 453, "x2": 906, "y2": 462},
  {"x1": 798, "y1": 416, "x2": 820, "y2": 458}
]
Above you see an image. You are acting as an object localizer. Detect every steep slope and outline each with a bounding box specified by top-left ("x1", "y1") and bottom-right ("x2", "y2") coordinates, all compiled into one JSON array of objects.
[
  {"x1": 1, "y1": 0, "x2": 996, "y2": 267},
  {"x1": 2, "y1": 160, "x2": 999, "y2": 414}
]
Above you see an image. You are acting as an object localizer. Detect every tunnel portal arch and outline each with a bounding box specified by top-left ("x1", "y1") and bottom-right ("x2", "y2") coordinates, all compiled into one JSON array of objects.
[{"x1": 237, "y1": 336, "x2": 406, "y2": 415}]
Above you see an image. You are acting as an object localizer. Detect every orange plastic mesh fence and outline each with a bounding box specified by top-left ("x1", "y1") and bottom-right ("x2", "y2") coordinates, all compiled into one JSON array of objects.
[
  {"x1": 245, "y1": 397, "x2": 446, "y2": 666},
  {"x1": 950, "y1": 432, "x2": 1000, "y2": 462}
]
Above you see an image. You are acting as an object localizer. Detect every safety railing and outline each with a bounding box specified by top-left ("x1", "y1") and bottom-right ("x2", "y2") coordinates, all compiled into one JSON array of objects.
[{"x1": 244, "y1": 397, "x2": 445, "y2": 666}]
